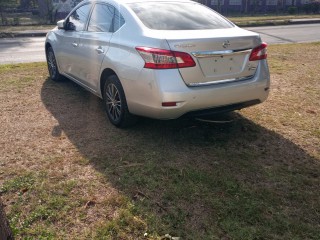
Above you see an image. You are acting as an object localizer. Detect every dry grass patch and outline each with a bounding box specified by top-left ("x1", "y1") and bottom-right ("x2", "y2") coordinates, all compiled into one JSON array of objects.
[
  {"x1": 244, "y1": 42, "x2": 320, "y2": 158},
  {"x1": 0, "y1": 63, "x2": 148, "y2": 239},
  {"x1": 0, "y1": 43, "x2": 319, "y2": 239}
]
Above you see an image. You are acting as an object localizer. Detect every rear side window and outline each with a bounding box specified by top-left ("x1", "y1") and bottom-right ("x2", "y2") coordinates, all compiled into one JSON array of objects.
[
  {"x1": 88, "y1": 3, "x2": 115, "y2": 32},
  {"x1": 129, "y1": 2, "x2": 233, "y2": 30},
  {"x1": 88, "y1": 3, "x2": 125, "y2": 32},
  {"x1": 113, "y1": 8, "x2": 125, "y2": 32}
]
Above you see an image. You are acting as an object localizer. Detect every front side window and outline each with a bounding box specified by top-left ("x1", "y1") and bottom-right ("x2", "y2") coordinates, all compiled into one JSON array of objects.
[
  {"x1": 68, "y1": 3, "x2": 92, "y2": 31},
  {"x1": 129, "y1": 2, "x2": 233, "y2": 30}
]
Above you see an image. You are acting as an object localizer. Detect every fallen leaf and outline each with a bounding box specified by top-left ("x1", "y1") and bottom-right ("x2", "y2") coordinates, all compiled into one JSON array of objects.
[{"x1": 306, "y1": 109, "x2": 317, "y2": 115}]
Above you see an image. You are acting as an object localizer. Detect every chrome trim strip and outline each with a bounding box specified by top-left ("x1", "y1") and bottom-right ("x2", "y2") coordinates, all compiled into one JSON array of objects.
[
  {"x1": 187, "y1": 75, "x2": 254, "y2": 87},
  {"x1": 192, "y1": 49, "x2": 251, "y2": 58}
]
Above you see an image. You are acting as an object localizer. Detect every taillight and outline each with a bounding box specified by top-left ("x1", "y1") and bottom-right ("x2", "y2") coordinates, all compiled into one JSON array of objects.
[
  {"x1": 249, "y1": 42, "x2": 268, "y2": 61},
  {"x1": 135, "y1": 47, "x2": 196, "y2": 69},
  {"x1": 162, "y1": 102, "x2": 177, "y2": 107}
]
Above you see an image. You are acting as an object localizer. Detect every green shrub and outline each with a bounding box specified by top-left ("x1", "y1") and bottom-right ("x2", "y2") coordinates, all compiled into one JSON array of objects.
[{"x1": 288, "y1": 6, "x2": 298, "y2": 14}]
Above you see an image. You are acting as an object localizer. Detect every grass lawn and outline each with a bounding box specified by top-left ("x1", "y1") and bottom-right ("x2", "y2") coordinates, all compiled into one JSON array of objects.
[{"x1": 0, "y1": 43, "x2": 319, "y2": 239}]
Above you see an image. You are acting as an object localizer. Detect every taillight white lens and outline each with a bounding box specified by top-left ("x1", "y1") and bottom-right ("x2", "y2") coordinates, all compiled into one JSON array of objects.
[
  {"x1": 249, "y1": 42, "x2": 268, "y2": 61},
  {"x1": 136, "y1": 47, "x2": 196, "y2": 69}
]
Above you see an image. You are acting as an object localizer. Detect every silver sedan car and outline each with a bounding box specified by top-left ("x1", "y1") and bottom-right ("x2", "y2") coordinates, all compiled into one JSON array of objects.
[{"x1": 45, "y1": 0, "x2": 270, "y2": 127}]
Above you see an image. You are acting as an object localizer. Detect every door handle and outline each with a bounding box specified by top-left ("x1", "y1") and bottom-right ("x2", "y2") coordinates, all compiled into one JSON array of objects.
[
  {"x1": 96, "y1": 46, "x2": 105, "y2": 54},
  {"x1": 72, "y1": 42, "x2": 78, "y2": 47}
]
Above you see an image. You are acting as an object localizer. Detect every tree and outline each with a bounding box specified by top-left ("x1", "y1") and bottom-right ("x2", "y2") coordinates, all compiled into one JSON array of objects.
[
  {"x1": 20, "y1": 0, "x2": 31, "y2": 9},
  {"x1": 244, "y1": 0, "x2": 249, "y2": 14},
  {"x1": 0, "y1": 197, "x2": 13, "y2": 240},
  {"x1": 217, "y1": 0, "x2": 222, "y2": 13},
  {"x1": 20, "y1": 0, "x2": 38, "y2": 9},
  {"x1": 0, "y1": 0, "x2": 19, "y2": 25},
  {"x1": 37, "y1": 0, "x2": 55, "y2": 24}
]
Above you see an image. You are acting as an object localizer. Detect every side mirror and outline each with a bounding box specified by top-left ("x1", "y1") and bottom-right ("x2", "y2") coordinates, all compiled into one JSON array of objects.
[
  {"x1": 66, "y1": 22, "x2": 76, "y2": 31},
  {"x1": 57, "y1": 20, "x2": 65, "y2": 29}
]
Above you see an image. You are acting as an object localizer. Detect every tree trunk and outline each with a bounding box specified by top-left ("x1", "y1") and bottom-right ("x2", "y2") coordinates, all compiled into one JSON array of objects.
[
  {"x1": 0, "y1": 198, "x2": 13, "y2": 240},
  {"x1": 20, "y1": 0, "x2": 31, "y2": 10},
  {"x1": 0, "y1": 5, "x2": 4, "y2": 25},
  {"x1": 245, "y1": 0, "x2": 248, "y2": 14},
  {"x1": 36, "y1": 0, "x2": 55, "y2": 24},
  {"x1": 37, "y1": 0, "x2": 49, "y2": 18}
]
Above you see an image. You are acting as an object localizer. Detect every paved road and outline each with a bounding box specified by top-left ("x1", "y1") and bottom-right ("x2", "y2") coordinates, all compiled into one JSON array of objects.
[
  {"x1": 0, "y1": 37, "x2": 45, "y2": 64},
  {"x1": 0, "y1": 23, "x2": 319, "y2": 64},
  {"x1": 246, "y1": 23, "x2": 320, "y2": 44}
]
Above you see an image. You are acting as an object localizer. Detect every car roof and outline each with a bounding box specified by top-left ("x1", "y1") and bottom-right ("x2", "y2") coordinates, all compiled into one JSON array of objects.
[
  {"x1": 81, "y1": 0, "x2": 194, "y2": 4},
  {"x1": 119, "y1": 0, "x2": 192, "y2": 3}
]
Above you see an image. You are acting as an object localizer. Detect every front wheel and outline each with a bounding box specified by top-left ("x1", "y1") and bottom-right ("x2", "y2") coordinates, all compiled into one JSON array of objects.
[
  {"x1": 103, "y1": 75, "x2": 137, "y2": 128},
  {"x1": 46, "y1": 46, "x2": 63, "y2": 81}
]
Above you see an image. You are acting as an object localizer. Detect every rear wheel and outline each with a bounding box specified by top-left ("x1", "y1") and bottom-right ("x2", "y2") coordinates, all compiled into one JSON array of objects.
[
  {"x1": 103, "y1": 75, "x2": 137, "y2": 128},
  {"x1": 46, "y1": 46, "x2": 63, "y2": 81}
]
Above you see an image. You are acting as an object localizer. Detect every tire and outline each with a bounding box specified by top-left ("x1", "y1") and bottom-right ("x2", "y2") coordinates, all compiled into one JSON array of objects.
[
  {"x1": 46, "y1": 46, "x2": 64, "y2": 81},
  {"x1": 103, "y1": 75, "x2": 138, "y2": 128}
]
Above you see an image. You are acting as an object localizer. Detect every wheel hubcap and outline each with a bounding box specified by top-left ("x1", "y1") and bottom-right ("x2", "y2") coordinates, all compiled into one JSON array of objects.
[{"x1": 106, "y1": 84, "x2": 121, "y2": 122}]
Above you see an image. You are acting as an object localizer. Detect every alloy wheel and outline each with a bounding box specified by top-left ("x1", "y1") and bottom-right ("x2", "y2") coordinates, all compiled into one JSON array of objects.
[
  {"x1": 105, "y1": 83, "x2": 122, "y2": 122},
  {"x1": 47, "y1": 50, "x2": 57, "y2": 78}
]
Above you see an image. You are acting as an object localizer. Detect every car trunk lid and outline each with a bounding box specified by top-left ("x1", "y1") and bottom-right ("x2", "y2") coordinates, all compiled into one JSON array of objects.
[{"x1": 164, "y1": 28, "x2": 262, "y2": 86}]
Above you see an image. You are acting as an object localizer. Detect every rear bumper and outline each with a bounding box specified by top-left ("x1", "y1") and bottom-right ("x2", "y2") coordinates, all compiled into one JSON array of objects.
[
  {"x1": 184, "y1": 99, "x2": 261, "y2": 117},
  {"x1": 124, "y1": 60, "x2": 270, "y2": 119}
]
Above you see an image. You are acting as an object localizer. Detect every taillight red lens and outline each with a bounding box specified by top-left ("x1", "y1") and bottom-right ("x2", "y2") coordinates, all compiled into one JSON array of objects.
[
  {"x1": 136, "y1": 47, "x2": 196, "y2": 69},
  {"x1": 249, "y1": 42, "x2": 268, "y2": 61},
  {"x1": 162, "y1": 102, "x2": 177, "y2": 107}
]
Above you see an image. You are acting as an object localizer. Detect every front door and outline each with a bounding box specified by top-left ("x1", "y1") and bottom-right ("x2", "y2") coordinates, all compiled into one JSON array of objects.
[
  {"x1": 55, "y1": 3, "x2": 92, "y2": 80},
  {"x1": 76, "y1": 3, "x2": 115, "y2": 91}
]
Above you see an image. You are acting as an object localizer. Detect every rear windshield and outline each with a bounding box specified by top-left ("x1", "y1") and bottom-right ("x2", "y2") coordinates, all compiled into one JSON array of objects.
[{"x1": 128, "y1": 2, "x2": 233, "y2": 30}]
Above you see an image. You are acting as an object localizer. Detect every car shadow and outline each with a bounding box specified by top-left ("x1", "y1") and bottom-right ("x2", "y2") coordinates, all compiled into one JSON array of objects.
[{"x1": 41, "y1": 78, "x2": 320, "y2": 238}]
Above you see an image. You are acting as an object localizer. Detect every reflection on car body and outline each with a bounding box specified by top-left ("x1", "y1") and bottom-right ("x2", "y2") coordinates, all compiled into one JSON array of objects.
[{"x1": 45, "y1": 0, "x2": 270, "y2": 128}]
